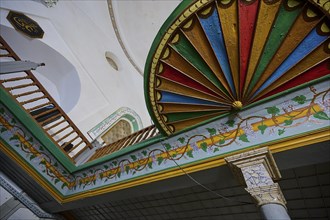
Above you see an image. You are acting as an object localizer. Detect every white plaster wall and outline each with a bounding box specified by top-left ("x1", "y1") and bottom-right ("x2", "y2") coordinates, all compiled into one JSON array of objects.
[
  {"x1": 112, "y1": 0, "x2": 181, "y2": 72},
  {"x1": 0, "y1": 0, "x2": 171, "y2": 139},
  {"x1": 0, "y1": 25, "x2": 79, "y2": 112}
]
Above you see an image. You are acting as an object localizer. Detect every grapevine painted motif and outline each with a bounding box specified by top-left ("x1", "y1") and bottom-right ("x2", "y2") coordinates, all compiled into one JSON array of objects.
[
  {"x1": 87, "y1": 85, "x2": 330, "y2": 185},
  {"x1": 182, "y1": 86, "x2": 330, "y2": 154},
  {"x1": 0, "y1": 85, "x2": 329, "y2": 193},
  {"x1": 0, "y1": 108, "x2": 74, "y2": 190}
]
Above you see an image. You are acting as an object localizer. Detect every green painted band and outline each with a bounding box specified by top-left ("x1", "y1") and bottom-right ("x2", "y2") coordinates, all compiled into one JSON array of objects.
[
  {"x1": 0, "y1": 136, "x2": 65, "y2": 196},
  {"x1": 75, "y1": 134, "x2": 166, "y2": 171},
  {"x1": 144, "y1": 0, "x2": 197, "y2": 136},
  {"x1": 0, "y1": 86, "x2": 76, "y2": 172}
]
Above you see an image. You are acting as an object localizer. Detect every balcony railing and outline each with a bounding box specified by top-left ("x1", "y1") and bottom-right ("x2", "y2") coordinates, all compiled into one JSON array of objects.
[
  {"x1": 87, "y1": 125, "x2": 158, "y2": 162},
  {"x1": 0, "y1": 36, "x2": 160, "y2": 164},
  {"x1": 0, "y1": 36, "x2": 93, "y2": 163}
]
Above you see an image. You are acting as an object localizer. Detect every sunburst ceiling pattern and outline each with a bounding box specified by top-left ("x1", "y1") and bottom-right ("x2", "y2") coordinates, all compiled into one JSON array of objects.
[{"x1": 145, "y1": 0, "x2": 330, "y2": 135}]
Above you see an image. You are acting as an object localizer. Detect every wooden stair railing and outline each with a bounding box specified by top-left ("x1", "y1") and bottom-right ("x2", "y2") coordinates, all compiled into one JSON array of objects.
[
  {"x1": 87, "y1": 125, "x2": 158, "y2": 162},
  {"x1": 0, "y1": 36, "x2": 93, "y2": 163}
]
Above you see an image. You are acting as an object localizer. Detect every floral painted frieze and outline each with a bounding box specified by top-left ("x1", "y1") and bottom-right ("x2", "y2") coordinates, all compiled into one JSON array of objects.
[
  {"x1": 0, "y1": 108, "x2": 74, "y2": 193},
  {"x1": 1, "y1": 81, "x2": 329, "y2": 196}
]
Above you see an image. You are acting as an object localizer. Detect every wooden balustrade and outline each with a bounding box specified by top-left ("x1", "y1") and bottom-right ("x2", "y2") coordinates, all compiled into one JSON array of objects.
[
  {"x1": 0, "y1": 36, "x2": 159, "y2": 164},
  {"x1": 87, "y1": 125, "x2": 159, "y2": 162},
  {"x1": 0, "y1": 36, "x2": 93, "y2": 163}
]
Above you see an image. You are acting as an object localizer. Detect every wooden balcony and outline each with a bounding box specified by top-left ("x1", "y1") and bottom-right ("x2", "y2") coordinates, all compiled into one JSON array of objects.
[
  {"x1": 87, "y1": 125, "x2": 158, "y2": 162},
  {"x1": 0, "y1": 36, "x2": 93, "y2": 163},
  {"x1": 0, "y1": 36, "x2": 159, "y2": 164}
]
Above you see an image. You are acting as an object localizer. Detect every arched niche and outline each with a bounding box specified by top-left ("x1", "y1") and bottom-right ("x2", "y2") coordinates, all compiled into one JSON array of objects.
[
  {"x1": 88, "y1": 107, "x2": 143, "y2": 146},
  {"x1": 101, "y1": 119, "x2": 132, "y2": 145},
  {"x1": 0, "y1": 25, "x2": 81, "y2": 113}
]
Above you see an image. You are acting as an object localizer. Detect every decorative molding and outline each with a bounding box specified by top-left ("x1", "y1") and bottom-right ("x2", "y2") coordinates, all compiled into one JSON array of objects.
[
  {"x1": 107, "y1": 0, "x2": 143, "y2": 75},
  {"x1": 144, "y1": 0, "x2": 329, "y2": 135},
  {"x1": 88, "y1": 107, "x2": 143, "y2": 140},
  {"x1": 242, "y1": 164, "x2": 274, "y2": 188},
  {"x1": 310, "y1": 0, "x2": 330, "y2": 16},
  {"x1": 0, "y1": 174, "x2": 55, "y2": 218},
  {"x1": 246, "y1": 183, "x2": 287, "y2": 207},
  {"x1": 225, "y1": 147, "x2": 287, "y2": 207},
  {"x1": 0, "y1": 81, "x2": 329, "y2": 203},
  {"x1": 225, "y1": 147, "x2": 281, "y2": 186},
  {"x1": 41, "y1": 0, "x2": 58, "y2": 8}
]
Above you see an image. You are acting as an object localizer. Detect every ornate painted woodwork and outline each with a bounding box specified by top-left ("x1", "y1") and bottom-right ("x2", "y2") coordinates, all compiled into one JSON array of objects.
[
  {"x1": 1, "y1": 81, "x2": 329, "y2": 201},
  {"x1": 144, "y1": 0, "x2": 330, "y2": 135}
]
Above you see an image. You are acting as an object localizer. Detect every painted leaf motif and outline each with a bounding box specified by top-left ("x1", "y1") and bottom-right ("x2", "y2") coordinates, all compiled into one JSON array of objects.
[
  {"x1": 258, "y1": 124, "x2": 267, "y2": 134},
  {"x1": 206, "y1": 128, "x2": 216, "y2": 136},
  {"x1": 213, "y1": 148, "x2": 219, "y2": 153},
  {"x1": 61, "y1": 183, "x2": 68, "y2": 189},
  {"x1": 292, "y1": 95, "x2": 306, "y2": 104},
  {"x1": 278, "y1": 128, "x2": 285, "y2": 135},
  {"x1": 130, "y1": 155, "x2": 137, "y2": 161},
  {"x1": 125, "y1": 166, "x2": 130, "y2": 174},
  {"x1": 9, "y1": 135, "x2": 19, "y2": 141},
  {"x1": 142, "y1": 150, "x2": 148, "y2": 156},
  {"x1": 148, "y1": 162, "x2": 153, "y2": 169},
  {"x1": 284, "y1": 119, "x2": 293, "y2": 125},
  {"x1": 218, "y1": 139, "x2": 225, "y2": 144},
  {"x1": 239, "y1": 134, "x2": 249, "y2": 142},
  {"x1": 157, "y1": 156, "x2": 164, "y2": 165},
  {"x1": 266, "y1": 106, "x2": 280, "y2": 116},
  {"x1": 164, "y1": 143, "x2": 172, "y2": 150},
  {"x1": 313, "y1": 111, "x2": 330, "y2": 120},
  {"x1": 225, "y1": 120, "x2": 235, "y2": 127},
  {"x1": 187, "y1": 150, "x2": 194, "y2": 158},
  {"x1": 201, "y1": 142, "x2": 208, "y2": 152},
  {"x1": 178, "y1": 137, "x2": 185, "y2": 144}
]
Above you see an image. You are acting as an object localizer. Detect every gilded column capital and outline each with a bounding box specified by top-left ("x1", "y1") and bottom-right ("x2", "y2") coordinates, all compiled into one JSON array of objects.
[
  {"x1": 225, "y1": 147, "x2": 281, "y2": 187},
  {"x1": 246, "y1": 183, "x2": 287, "y2": 207}
]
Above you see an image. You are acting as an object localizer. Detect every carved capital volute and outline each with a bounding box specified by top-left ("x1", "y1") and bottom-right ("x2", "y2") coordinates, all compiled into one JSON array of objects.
[
  {"x1": 246, "y1": 183, "x2": 287, "y2": 207},
  {"x1": 225, "y1": 147, "x2": 281, "y2": 187},
  {"x1": 225, "y1": 147, "x2": 287, "y2": 208}
]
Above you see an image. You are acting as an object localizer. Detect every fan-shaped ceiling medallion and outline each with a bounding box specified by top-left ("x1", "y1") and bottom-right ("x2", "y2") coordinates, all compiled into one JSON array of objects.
[{"x1": 144, "y1": 0, "x2": 330, "y2": 135}]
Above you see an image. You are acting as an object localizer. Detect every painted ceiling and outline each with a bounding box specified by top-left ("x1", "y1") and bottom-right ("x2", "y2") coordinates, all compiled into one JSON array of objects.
[{"x1": 144, "y1": 0, "x2": 330, "y2": 135}]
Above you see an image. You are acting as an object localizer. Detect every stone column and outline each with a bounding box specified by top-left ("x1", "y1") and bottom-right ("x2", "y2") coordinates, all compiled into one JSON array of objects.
[{"x1": 225, "y1": 147, "x2": 291, "y2": 220}]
